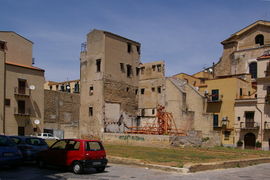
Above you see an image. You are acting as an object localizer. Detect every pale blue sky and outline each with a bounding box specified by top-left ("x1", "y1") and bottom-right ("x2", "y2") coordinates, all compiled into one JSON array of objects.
[{"x1": 1, "y1": 0, "x2": 270, "y2": 81}]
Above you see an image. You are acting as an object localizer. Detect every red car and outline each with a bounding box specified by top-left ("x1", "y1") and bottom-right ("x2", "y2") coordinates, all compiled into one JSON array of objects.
[{"x1": 37, "y1": 139, "x2": 108, "y2": 174}]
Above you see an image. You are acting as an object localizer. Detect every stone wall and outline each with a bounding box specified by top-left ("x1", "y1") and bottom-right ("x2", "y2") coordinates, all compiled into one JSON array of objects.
[{"x1": 44, "y1": 90, "x2": 80, "y2": 138}]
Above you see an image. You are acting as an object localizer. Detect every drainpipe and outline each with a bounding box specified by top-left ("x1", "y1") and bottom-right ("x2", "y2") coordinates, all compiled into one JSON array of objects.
[
  {"x1": 256, "y1": 104, "x2": 263, "y2": 145},
  {"x1": 3, "y1": 44, "x2": 6, "y2": 135}
]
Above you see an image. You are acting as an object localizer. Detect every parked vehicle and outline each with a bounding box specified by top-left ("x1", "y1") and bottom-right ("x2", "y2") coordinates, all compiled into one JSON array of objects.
[
  {"x1": 9, "y1": 136, "x2": 49, "y2": 161},
  {"x1": 0, "y1": 135, "x2": 22, "y2": 167},
  {"x1": 37, "y1": 133, "x2": 59, "y2": 140},
  {"x1": 37, "y1": 139, "x2": 108, "y2": 174}
]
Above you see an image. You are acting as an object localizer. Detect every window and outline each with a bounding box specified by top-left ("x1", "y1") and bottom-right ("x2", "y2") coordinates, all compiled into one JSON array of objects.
[
  {"x1": 51, "y1": 140, "x2": 67, "y2": 150},
  {"x1": 127, "y1": 43, "x2": 132, "y2": 53},
  {"x1": 152, "y1": 65, "x2": 156, "y2": 71},
  {"x1": 238, "y1": 116, "x2": 241, "y2": 121},
  {"x1": 240, "y1": 88, "x2": 243, "y2": 97},
  {"x1": 249, "y1": 62, "x2": 257, "y2": 79},
  {"x1": 157, "y1": 64, "x2": 162, "y2": 72},
  {"x1": 135, "y1": 89, "x2": 138, "y2": 95},
  {"x1": 213, "y1": 114, "x2": 219, "y2": 128},
  {"x1": 136, "y1": 67, "x2": 140, "y2": 76},
  {"x1": 56, "y1": 85, "x2": 59, "y2": 90},
  {"x1": 66, "y1": 140, "x2": 80, "y2": 151},
  {"x1": 5, "y1": 99, "x2": 10, "y2": 106},
  {"x1": 85, "y1": 141, "x2": 103, "y2": 151},
  {"x1": 49, "y1": 86, "x2": 52, "y2": 90},
  {"x1": 151, "y1": 87, "x2": 155, "y2": 92},
  {"x1": 18, "y1": 127, "x2": 25, "y2": 136},
  {"x1": 211, "y1": 89, "x2": 219, "y2": 101},
  {"x1": 140, "y1": 67, "x2": 145, "y2": 75},
  {"x1": 141, "y1": 88, "x2": 145, "y2": 94},
  {"x1": 224, "y1": 131, "x2": 230, "y2": 140},
  {"x1": 255, "y1": 34, "x2": 264, "y2": 46},
  {"x1": 89, "y1": 85, "x2": 94, "y2": 95},
  {"x1": 66, "y1": 84, "x2": 71, "y2": 93},
  {"x1": 152, "y1": 109, "x2": 155, "y2": 115},
  {"x1": 126, "y1": 87, "x2": 129, "y2": 92},
  {"x1": 248, "y1": 91, "x2": 251, "y2": 96},
  {"x1": 141, "y1": 109, "x2": 145, "y2": 116},
  {"x1": 136, "y1": 46, "x2": 140, "y2": 54},
  {"x1": 18, "y1": 79, "x2": 26, "y2": 94},
  {"x1": 245, "y1": 111, "x2": 255, "y2": 128},
  {"x1": 89, "y1": 107, "x2": 93, "y2": 116},
  {"x1": 74, "y1": 83, "x2": 79, "y2": 93},
  {"x1": 127, "y1": 64, "x2": 132, "y2": 77},
  {"x1": 157, "y1": 86, "x2": 161, "y2": 93},
  {"x1": 120, "y1": 63, "x2": 125, "y2": 73},
  {"x1": 18, "y1": 100, "x2": 25, "y2": 114},
  {"x1": 96, "y1": 59, "x2": 101, "y2": 72},
  {"x1": 61, "y1": 85, "x2": 65, "y2": 91}
]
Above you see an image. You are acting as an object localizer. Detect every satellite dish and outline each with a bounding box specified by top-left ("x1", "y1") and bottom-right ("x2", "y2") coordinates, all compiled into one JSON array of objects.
[
  {"x1": 34, "y1": 119, "x2": 40, "y2": 125},
  {"x1": 29, "y1": 85, "x2": 35, "y2": 90}
]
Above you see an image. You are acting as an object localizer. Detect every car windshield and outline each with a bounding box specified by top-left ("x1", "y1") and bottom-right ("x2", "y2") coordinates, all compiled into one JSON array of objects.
[
  {"x1": 26, "y1": 138, "x2": 47, "y2": 146},
  {"x1": 85, "y1": 141, "x2": 103, "y2": 151},
  {"x1": 0, "y1": 136, "x2": 16, "y2": 146}
]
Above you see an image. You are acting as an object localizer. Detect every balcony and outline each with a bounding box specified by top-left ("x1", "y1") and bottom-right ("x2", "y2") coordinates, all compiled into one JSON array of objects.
[
  {"x1": 14, "y1": 87, "x2": 31, "y2": 97},
  {"x1": 14, "y1": 107, "x2": 31, "y2": 116},
  {"x1": 207, "y1": 95, "x2": 223, "y2": 103},
  {"x1": 264, "y1": 122, "x2": 270, "y2": 130},
  {"x1": 240, "y1": 122, "x2": 260, "y2": 130}
]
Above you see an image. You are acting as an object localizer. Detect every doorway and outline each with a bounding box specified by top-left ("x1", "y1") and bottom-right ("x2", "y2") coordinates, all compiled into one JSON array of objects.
[{"x1": 244, "y1": 133, "x2": 256, "y2": 149}]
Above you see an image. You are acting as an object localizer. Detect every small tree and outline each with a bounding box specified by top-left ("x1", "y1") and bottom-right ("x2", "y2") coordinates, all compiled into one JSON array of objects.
[
  {"x1": 237, "y1": 140, "x2": 243, "y2": 147},
  {"x1": 256, "y1": 141, "x2": 262, "y2": 148}
]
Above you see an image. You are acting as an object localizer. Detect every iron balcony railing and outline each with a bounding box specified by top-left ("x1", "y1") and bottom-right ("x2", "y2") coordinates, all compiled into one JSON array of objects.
[
  {"x1": 14, "y1": 107, "x2": 31, "y2": 116},
  {"x1": 240, "y1": 122, "x2": 260, "y2": 129},
  {"x1": 14, "y1": 87, "x2": 31, "y2": 96}
]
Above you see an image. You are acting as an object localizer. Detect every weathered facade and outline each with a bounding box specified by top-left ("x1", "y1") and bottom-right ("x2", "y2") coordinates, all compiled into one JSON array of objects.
[
  {"x1": 80, "y1": 30, "x2": 141, "y2": 138},
  {"x1": 44, "y1": 90, "x2": 80, "y2": 138},
  {"x1": 215, "y1": 20, "x2": 270, "y2": 78},
  {"x1": 0, "y1": 31, "x2": 45, "y2": 136}
]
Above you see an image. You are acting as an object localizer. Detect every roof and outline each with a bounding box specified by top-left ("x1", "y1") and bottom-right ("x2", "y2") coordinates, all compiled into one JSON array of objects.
[
  {"x1": 140, "y1": 60, "x2": 164, "y2": 66},
  {"x1": 222, "y1": 20, "x2": 270, "y2": 45},
  {"x1": 257, "y1": 50, "x2": 270, "y2": 60},
  {"x1": 92, "y1": 29, "x2": 141, "y2": 45},
  {"x1": 46, "y1": 79, "x2": 80, "y2": 85},
  {"x1": 5, "y1": 61, "x2": 44, "y2": 72},
  {"x1": 0, "y1": 31, "x2": 33, "y2": 44}
]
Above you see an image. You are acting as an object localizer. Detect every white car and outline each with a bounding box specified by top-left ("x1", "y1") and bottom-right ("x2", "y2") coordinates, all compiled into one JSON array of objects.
[{"x1": 37, "y1": 133, "x2": 59, "y2": 140}]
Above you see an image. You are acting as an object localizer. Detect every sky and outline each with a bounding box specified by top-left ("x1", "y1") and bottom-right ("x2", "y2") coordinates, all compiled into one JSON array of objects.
[{"x1": 1, "y1": 0, "x2": 270, "y2": 81}]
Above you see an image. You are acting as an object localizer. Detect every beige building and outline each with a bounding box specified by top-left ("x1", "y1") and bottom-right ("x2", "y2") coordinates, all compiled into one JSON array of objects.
[
  {"x1": 234, "y1": 51, "x2": 270, "y2": 150},
  {"x1": 44, "y1": 79, "x2": 80, "y2": 93},
  {"x1": 80, "y1": 30, "x2": 141, "y2": 138},
  {"x1": 215, "y1": 20, "x2": 270, "y2": 78},
  {"x1": 0, "y1": 31, "x2": 45, "y2": 136}
]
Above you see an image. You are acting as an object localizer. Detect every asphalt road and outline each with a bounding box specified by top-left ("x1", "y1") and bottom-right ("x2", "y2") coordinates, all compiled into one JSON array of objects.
[{"x1": 0, "y1": 162, "x2": 270, "y2": 180}]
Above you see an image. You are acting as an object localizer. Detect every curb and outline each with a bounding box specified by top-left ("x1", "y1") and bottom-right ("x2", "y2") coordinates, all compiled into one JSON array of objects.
[
  {"x1": 108, "y1": 156, "x2": 189, "y2": 173},
  {"x1": 108, "y1": 156, "x2": 270, "y2": 173}
]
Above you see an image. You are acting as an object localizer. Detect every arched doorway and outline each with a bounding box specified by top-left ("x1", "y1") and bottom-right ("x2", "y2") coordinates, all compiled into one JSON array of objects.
[{"x1": 244, "y1": 133, "x2": 256, "y2": 149}]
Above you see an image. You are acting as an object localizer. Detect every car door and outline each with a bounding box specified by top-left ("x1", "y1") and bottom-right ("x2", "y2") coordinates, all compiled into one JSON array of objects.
[
  {"x1": 65, "y1": 140, "x2": 81, "y2": 166},
  {"x1": 46, "y1": 140, "x2": 68, "y2": 166}
]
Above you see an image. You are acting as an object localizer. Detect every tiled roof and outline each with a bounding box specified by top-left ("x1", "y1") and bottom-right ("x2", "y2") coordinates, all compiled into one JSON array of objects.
[{"x1": 5, "y1": 61, "x2": 44, "y2": 71}]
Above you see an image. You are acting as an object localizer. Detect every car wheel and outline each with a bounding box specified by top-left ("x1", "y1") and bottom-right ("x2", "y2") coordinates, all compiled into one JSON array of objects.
[
  {"x1": 95, "y1": 166, "x2": 105, "y2": 173},
  {"x1": 72, "y1": 161, "x2": 83, "y2": 174}
]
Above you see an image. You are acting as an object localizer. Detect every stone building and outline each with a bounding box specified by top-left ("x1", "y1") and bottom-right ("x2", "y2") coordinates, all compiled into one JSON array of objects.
[
  {"x1": 0, "y1": 31, "x2": 45, "y2": 135},
  {"x1": 0, "y1": 41, "x2": 5, "y2": 134},
  {"x1": 79, "y1": 30, "x2": 141, "y2": 138},
  {"x1": 215, "y1": 20, "x2": 270, "y2": 78}
]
